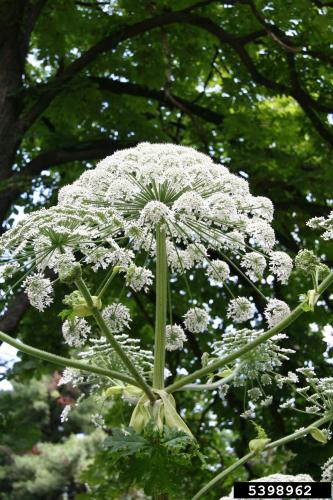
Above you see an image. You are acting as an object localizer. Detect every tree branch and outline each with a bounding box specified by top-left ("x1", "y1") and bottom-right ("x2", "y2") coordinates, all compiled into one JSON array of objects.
[
  {"x1": 0, "y1": 292, "x2": 30, "y2": 335},
  {"x1": 312, "y1": 0, "x2": 333, "y2": 6},
  {"x1": 0, "y1": 139, "x2": 134, "y2": 226},
  {"x1": 91, "y1": 77, "x2": 224, "y2": 125},
  {"x1": 180, "y1": 13, "x2": 333, "y2": 144},
  {"x1": 19, "y1": 138, "x2": 135, "y2": 178},
  {"x1": 19, "y1": 7, "x2": 262, "y2": 132},
  {"x1": 286, "y1": 53, "x2": 333, "y2": 144}
]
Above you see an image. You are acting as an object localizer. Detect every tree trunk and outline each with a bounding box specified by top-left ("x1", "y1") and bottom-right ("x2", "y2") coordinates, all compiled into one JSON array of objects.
[{"x1": 0, "y1": 1, "x2": 30, "y2": 229}]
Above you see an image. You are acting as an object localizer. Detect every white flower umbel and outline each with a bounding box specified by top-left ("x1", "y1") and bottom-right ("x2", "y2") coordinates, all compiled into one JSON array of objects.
[
  {"x1": 264, "y1": 298, "x2": 291, "y2": 328},
  {"x1": 165, "y1": 324, "x2": 187, "y2": 351},
  {"x1": 308, "y1": 211, "x2": 333, "y2": 240},
  {"x1": 247, "y1": 220, "x2": 275, "y2": 252},
  {"x1": 0, "y1": 144, "x2": 293, "y2": 324},
  {"x1": 0, "y1": 143, "x2": 300, "y2": 432},
  {"x1": 52, "y1": 143, "x2": 283, "y2": 273},
  {"x1": 62, "y1": 318, "x2": 91, "y2": 348},
  {"x1": 240, "y1": 252, "x2": 266, "y2": 282},
  {"x1": 322, "y1": 456, "x2": 333, "y2": 481},
  {"x1": 184, "y1": 307, "x2": 210, "y2": 333},
  {"x1": 102, "y1": 303, "x2": 132, "y2": 333},
  {"x1": 173, "y1": 191, "x2": 209, "y2": 219},
  {"x1": 269, "y1": 251, "x2": 293, "y2": 284},
  {"x1": 23, "y1": 273, "x2": 53, "y2": 311},
  {"x1": 139, "y1": 200, "x2": 174, "y2": 228},
  {"x1": 251, "y1": 196, "x2": 274, "y2": 222},
  {"x1": 281, "y1": 368, "x2": 333, "y2": 418},
  {"x1": 0, "y1": 261, "x2": 20, "y2": 280},
  {"x1": 227, "y1": 297, "x2": 255, "y2": 323},
  {"x1": 58, "y1": 368, "x2": 84, "y2": 387},
  {"x1": 80, "y1": 335, "x2": 154, "y2": 377},
  {"x1": 125, "y1": 265, "x2": 153, "y2": 293},
  {"x1": 206, "y1": 259, "x2": 230, "y2": 286},
  {"x1": 211, "y1": 329, "x2": 294, "y2": 407}
]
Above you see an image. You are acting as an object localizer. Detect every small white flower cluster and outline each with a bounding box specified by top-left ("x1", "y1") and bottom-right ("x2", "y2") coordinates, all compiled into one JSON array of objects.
[
  {"x1": 58, "y1": 367, "x2": 84, "y2": 387},
  {"x1": 279, "y1": 367, "x2": 333, "y2": 418},
  {"x1": 184, "y1": 307, "x2": 210, "y2": 333},
  {"x1": 140, "y1": 200, "x2": 175, "y2": 227},
  {"x1": 269, "y1": 251, "x2": 293, "y2": 284},
  {"x1": 166, "y1": 241, "x2": 206, "y2": 273},
  {"x1": 227, "y1": 297, "x2": 255, "y2": 323},
  {"x1": 165, "y1": 324, "x2": 187, "y2": 351},
  {"x1": 22, "y1": 274, "x2": 53, "y2": 312},
  {"x1": 249, "y1": 220, "x2": 275, "y2": 252},
  {"x1": 264, "y1": 298, "x2": 291, "y2": 328},
  {"x1": 240, "y1": 252, "x2": 266, "y2": 282},
  {"x1": 206, "y1": 259, "x2": 230, "y2": 286},
  {"x1": 322, "y1": 456, "x2": 333, "y2": 482},
  {"x1": 79, "y1": 335, "x2": 154, "y2": 377},
  {"x1": 307, "y1": 211, "x2": 333, "y2": 240},
  {"x1": 210, "y1": 329, "x2": 294, "y2": 408},
  {"x1": 102, "y1": 303, "x2": 132, "y2": 333},
  {"x1": 125, "y1": 265, "x2": 153, "y2": 292},
  {"x1": 0, "y1": 261, "x2": 20, "y2": 281},
  {"x1": 62, "y1": 318, "x2": 91, "y2": 348}
]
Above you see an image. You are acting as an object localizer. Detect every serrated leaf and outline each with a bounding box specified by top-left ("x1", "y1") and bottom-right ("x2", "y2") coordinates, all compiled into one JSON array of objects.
[
  {"x1": 58, "y1": 308, "x2": 74, "y2": 320},
  {"x1": 104, "y1": 428, "x2": 148, "y2": 457}
]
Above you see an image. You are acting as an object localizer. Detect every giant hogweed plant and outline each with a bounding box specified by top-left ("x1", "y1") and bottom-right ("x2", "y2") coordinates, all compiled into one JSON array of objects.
[{"x1": 1, "y1": 143, "x2": 333, "y2": 498}]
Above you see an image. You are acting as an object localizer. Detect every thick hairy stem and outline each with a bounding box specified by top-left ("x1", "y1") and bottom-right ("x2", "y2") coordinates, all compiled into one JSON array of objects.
[
  {"x1": 192, "y1": 413, "x2": 333, "y2": 500},
  {"x1": 153, "y1": 226, "x2": 168, "y2": 389},
  {"x1": 75, "y1": 277, "x2": 156, "y2": 403},
  {"x1": 166, "y1": 270, "x2": 333, "y2": 393},
  {"x1": 0, "y1": 329, "x2": 137, "y2": 385}
]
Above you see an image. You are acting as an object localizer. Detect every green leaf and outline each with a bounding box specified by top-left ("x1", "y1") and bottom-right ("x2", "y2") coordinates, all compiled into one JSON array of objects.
[
  {"x1": 309, "y1": 427, "x2": 328, "y2": 444},
  {"x1": 104, "y1": 428, "x2": 148, "y2": 457},
  {"x1": 58, "y1": 308, "x2": 74, "y2": 321},
  {"x1": 249, "y1": 438, "x2": 271, "y2": 453}
]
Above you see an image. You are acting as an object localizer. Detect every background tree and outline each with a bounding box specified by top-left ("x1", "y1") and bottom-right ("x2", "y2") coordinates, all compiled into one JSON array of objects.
[{"x1": 0, "y1": 0, "x2": 332, "y2": 498}]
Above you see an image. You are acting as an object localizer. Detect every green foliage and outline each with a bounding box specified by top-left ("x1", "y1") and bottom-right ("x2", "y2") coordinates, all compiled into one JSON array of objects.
[
  {"x1": 1, "y1": 432, "x2": 103, "y2": 500},
  {"x1": 0, "y1": 376, "x2": 103, "y2": 499},
  {"x1": 79, "y1": 425, "x2": 205, "y2": 499},
  {"x1": 249, "y1": 422, "x2": 271, "y2": 454}
]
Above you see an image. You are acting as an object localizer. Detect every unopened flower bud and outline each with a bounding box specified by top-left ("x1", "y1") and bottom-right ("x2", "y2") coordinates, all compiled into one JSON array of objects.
[{"x1": 59, "y1": 262, "x2": 82, "y2": 284}]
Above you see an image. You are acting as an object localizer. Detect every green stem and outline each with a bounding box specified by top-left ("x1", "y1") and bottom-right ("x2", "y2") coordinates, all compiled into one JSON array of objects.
[
  {"x1": 192, "y1": 452, "x2": 255, "y2": 500},
  {"x1": 265, "y1": 413, "x2": 332, "y2": 449},
  {"x1": 96, "y1": 266, "x2": 120, "y2": 299},
  {"x1": 166, "y1": 270, "x2": 333, "y2": 394},
  {"x1": 75, "y1": 277, "x2": 156, "y2": 403},
  {"x1": 153, "y1": 226, "x2": 168, "y2": 389},
  {"x1": 176, "y1": 364, "x2": 243, "y2": 392},
  {"x1": 0, "y1": 329, "x2": 138, "y2": 386},
  {"x1": 192, "y1": 413, "x2": 333, "y2": 500}
]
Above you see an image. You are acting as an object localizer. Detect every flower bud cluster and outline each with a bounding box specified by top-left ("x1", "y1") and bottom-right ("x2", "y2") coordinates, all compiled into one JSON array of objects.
[{"x1": 209, "y1": 329, "x2": 294, "y2": 410}]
